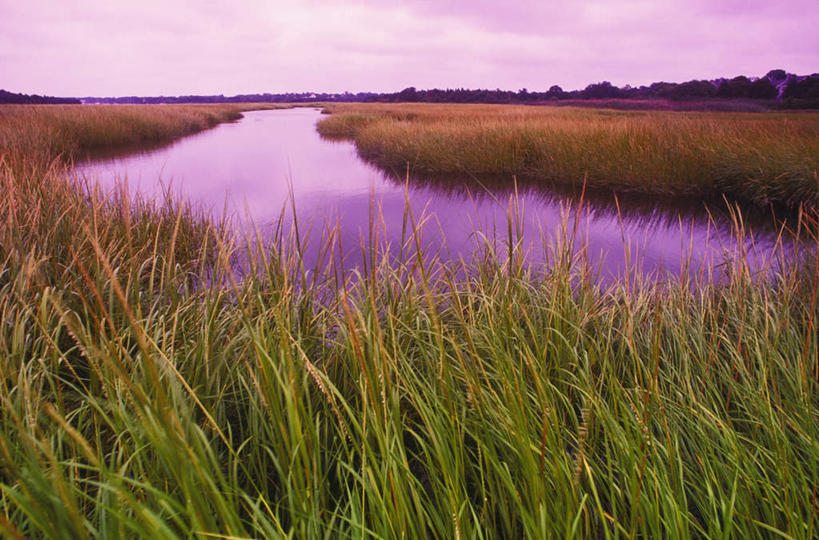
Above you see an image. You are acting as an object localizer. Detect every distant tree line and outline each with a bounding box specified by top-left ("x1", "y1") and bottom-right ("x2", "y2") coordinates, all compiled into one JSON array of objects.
[
  {"x1": 3, "y1": 69, "x2": 818, "y2": 108},
  {"x1": 78, "y1": 92, "x2": 379, "y2": 105},
  {"x1": 0, "y1": 90, "x2": 377, "y2": 105},
  {"x1": 372, "y1": 70, "x2": 819, "y2": 108},
  {"x1": 0, "y1": 89, "x2": 80, "y2": 104}
]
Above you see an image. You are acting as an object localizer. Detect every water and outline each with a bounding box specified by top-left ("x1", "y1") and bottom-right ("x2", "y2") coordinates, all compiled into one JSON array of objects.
[{"x1": 76, "y1": 108, "x2": 788, "y2": 281}]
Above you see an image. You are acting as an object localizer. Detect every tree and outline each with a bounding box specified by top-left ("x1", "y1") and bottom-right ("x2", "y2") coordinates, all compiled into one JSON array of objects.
[
  {"x1": 648, "y1": 82, "x2": 678, "y2": 99},
  {"x1": 397, "y1": 87, "x2": 418, "y2": 102},
  {"x1": 580, "y1": 81, "x2": 625, "y2": 99},
  {"x1": 783, "y1": 75, "x2": 819, "y2": 100},
  {"x1": 716, "y1": 76, "x2": 753, "y2": 98},
  {"x1": 545, "y1": 85, "x2": 565, "y2": 99},
  {"x1": 747, "y1": 78, "x2": 777, "y2": 99},
  {"x1": 765, "y1": 69, "x2": 787, "y2": 82},
  {"x1": 667, "y1": 80, "x2": 717, "y2": 100}
]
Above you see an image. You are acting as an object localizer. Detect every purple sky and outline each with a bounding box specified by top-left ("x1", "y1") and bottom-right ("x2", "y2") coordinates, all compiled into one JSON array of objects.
[{"x1": 2, "y1": 0, "x2": 817, "y2": 96}]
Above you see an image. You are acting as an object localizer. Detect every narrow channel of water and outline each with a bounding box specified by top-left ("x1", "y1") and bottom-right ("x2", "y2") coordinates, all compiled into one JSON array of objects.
[{"x1": 75, "y1": 108, "x2": 789, "y2": 282}]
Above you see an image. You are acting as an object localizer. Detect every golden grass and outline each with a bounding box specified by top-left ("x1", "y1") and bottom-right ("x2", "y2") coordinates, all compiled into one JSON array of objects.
[
  {"x1": 0, "y1": 103, "x2": 290, "y2": 167},
  {"x1": 317, "y1": 103, "x2": 819, "y2": 207}
]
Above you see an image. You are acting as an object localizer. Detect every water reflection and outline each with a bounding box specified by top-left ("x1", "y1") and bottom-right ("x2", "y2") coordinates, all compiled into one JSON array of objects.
[{"x1": 75, "y1": 108, "x2": 791, "y2": 282}]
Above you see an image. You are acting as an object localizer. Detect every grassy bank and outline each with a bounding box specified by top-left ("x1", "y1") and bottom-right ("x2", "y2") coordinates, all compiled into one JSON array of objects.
[
  {"x1": 317, "y1": 103, "x2": 819, "y2": 208},
  {"x1": 0, "y1": 103, "x2": 290, "y2": 167},
  {"x1": 0, "y1": 105, "x2": 817, "y2": 538}
]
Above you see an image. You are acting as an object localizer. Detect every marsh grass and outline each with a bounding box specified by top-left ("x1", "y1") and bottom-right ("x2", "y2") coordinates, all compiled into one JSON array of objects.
[
  {"x1": 0, "y1": 105, "x2": 817, "y2": 538},
  {"x1": 318, "y1": 103, "x2": 819, "y2": 208},
  {"x1": 0, "y1": 103, "x2": 291, "y2": 168}
]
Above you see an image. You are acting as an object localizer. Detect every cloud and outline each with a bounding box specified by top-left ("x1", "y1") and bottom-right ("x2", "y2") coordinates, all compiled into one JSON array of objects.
[{"x1": 0, "y1": 0, "x2": 816, "y2": 96}]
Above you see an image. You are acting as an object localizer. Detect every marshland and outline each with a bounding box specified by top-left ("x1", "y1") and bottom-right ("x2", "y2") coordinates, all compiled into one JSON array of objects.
[
  {"x1": 1, "y1": 103, "x2": 817, "y2": 538},
  {"x1": 318, "y1": 103, "x2": 819, "y2": 207}
]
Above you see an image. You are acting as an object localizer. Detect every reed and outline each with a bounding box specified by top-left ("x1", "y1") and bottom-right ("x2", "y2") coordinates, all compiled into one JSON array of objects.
[
  {"x1": 0, "y1": 105, "x2": 816, "y2": 538},
  {"x1": 0, "y1": 103, "x2": 288, "y2": 168},
  {"x1": 318, "y1": 103, "x2": 819, "y2": 208}
]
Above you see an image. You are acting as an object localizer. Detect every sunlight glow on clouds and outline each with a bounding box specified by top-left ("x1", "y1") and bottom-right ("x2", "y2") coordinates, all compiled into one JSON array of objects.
[{"x1": 0, "y1": 0, "x2": 816, "y2": 96}]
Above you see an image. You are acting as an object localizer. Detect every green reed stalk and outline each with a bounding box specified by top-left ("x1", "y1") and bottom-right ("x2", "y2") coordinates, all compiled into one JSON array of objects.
[{"x1": 0, "y1": 104, "x2": 817, "y2": 538}]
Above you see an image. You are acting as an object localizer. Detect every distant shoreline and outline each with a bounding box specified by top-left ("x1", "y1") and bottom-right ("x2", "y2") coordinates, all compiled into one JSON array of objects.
[{"x1": 3, "y1": 68, "x2": 818, "y2": 108}]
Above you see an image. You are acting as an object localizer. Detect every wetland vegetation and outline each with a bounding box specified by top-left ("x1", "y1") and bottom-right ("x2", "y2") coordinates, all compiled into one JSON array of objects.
[
  {"x1": 318, "y1": 103, "x2": 819, "y2": 208},
  {"x1": 0, "y1": 104, "x2": 817, "y2": 538}
]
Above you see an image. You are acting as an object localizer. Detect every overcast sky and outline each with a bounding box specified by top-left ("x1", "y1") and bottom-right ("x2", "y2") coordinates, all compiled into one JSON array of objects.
[{"x1": 1, "y1": 0, "x2": 817, "y2": 96}]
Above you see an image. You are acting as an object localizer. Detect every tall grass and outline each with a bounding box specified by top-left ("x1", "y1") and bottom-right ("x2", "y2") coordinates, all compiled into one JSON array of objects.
[
  {"x1": 0, "y1": 105, "x2": 817, "y2": 538},
  {"x1": 0, "y1": 103, "x2": 288, "y2": 167},
  {"x1": 318, "y1": 103, "x2": 819, "y2": 208}
]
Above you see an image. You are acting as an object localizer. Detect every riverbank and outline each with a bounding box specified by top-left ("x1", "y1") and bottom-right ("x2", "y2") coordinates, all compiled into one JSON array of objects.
[
  {"x1": 0, "y1": 105, "x2": 816, "y2": 538},
  {"x1": 0, "y1": 103, "x2": 290, "y2": 167},
  {"x1": 317, "y1": 103, "x2": 819, "y2": 209}
]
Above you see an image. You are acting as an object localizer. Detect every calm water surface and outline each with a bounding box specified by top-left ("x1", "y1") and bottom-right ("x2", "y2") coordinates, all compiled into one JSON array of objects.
[{"x1": 76, "y1": 108, "x2": 787, "y2": 281}]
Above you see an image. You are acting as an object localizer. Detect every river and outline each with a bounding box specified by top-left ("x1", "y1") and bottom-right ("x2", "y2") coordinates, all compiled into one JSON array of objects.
[{"x1": 75, "y1": 107, "x2": 788, "y2": 282}]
